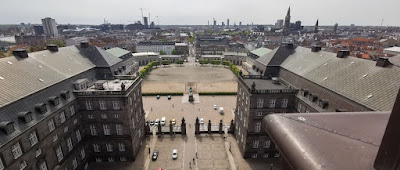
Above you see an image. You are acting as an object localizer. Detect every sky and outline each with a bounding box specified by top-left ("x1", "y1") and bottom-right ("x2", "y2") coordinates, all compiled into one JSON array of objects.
[{"x1": 1, "y1": 0, "x2": 399, "y2": 26}]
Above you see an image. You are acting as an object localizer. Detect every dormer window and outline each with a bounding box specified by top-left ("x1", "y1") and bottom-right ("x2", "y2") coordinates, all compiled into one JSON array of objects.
[
  {"x1": 303, "y1": 89, "x2": 309, "y2": 97},
  {"x1": 60, "y1": 91, "x2": 70, "y2": 99},
  {"x1": 35, "y1": 103, "x2": 48, "y2": 114},
  {"x1": 308, "y1": 94, "x2": 318, "y2": 102},
  {"x1": 317, "y1": 99, "x2": 329, "y2": 109},
  {"x1": 0, "y1": 121, "x2": 15, "y2": 134},
  {"x1": 18, "y1": 111, "x2": 33, "y2": 123},
  {"x1": 73, "y1": 79, "x2": 89, "y2": 91},
  {"x1": 49, "y1": 96, "x2": 60, "y2": 106}
]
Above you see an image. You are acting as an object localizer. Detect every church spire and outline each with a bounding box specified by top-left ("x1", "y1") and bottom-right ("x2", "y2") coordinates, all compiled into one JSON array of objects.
[
  {"x1": 314, "y1": 19, "x2": 319, "y2": 33},
  {"x1": 287, "y1": 6, "x2": 291, "y2": 16}
]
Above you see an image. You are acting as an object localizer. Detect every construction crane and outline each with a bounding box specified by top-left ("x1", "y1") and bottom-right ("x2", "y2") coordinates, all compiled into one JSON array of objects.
[
  {"x1": 139, "y1": 8, "x2": 145, "y2": 24},
  {"x1": 156, "y1": 16, "x2": 160, "y2": 26}
]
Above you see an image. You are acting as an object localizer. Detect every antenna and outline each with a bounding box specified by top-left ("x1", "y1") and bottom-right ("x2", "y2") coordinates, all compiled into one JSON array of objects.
[{"x1": 156, "y1": 16, "x2": 160, "y2": 26}]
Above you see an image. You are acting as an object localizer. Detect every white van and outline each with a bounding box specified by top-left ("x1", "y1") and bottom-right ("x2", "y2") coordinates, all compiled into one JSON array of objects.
[
  {"x1": 161, "y1": 117, "x2": 166, "y2": 126},
  {"x1": 219, "y1": 107, "x2": 224, "y2": 114}
]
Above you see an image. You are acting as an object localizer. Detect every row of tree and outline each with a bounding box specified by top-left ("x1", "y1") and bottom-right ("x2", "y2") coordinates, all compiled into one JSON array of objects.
[{"x1": 223, "y1": 61, "x2": 241, "y2": 76}]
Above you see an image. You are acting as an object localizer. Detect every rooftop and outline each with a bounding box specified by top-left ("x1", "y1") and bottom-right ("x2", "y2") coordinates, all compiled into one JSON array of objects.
[
  {"x1": 132, "y1": 52, "x2": 159, "y2": 57},
  {"x1": 106, "y1": 47, "x2": 131, "y2": 58},
  {"x1": 250, "y1": 47, "x2": 272, "y2": 57},
  {"x1": 242, "y1": 78, "x2": 288, "y2": 90},
  {"x1": 384, "y1": 46, "x2": 400, "y2": 52}
]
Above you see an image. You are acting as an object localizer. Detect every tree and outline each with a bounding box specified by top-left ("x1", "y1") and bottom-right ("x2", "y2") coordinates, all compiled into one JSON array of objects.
[
  {"x1": 49, "y1": 40, "x2": 66, "y2": 47},
  {"x1": 159, "y1": 50, "x2": 166, "y2": 55},
  {"x1": 172, "y1": 49, "x2": 178, "y2": 55},
  {"x1": 162, "y1": 60, "x2": 171, "y2": 66},
  {"x1": 176, "y1": 59, "x2": 184, "y2": 66},
  {"x1": 212, "y1": 60, "x2": 221, "y2": 66},
  {"x1": 199, "y1": 59, "x2": 208, "y2": 65}
]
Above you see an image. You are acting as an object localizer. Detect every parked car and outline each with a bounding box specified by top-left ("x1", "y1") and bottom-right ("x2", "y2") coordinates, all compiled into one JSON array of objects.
[
  {"x1": 150, "y1": 120, "x2": 154, "y2": 126},
  {"x1": 213, "y1": 105, "x2": 217, "y2": 110},
  {"x1": 157, "y1": 95, "x2": 160, "y2": 99},
  {"x1": 171, "y1": 119, "x2": 176, "y2": 125},
  {"x1": 219, "y1": 107, "x2": 224, "y2": 114},
  {"x1": 172, "y1": 149, "x2": 178, "y2": 159},
  {"x1": 155, "y1": 118, "x2": 160, "y2": 125},
  {"x1": 200, "y1": 118, "x2": 204, "y2": 124},
  {"x1": 161, "y1": 117, "x2": 166, "y2": 126},
  {"x1": 152, "y1": 150, "x2": 159, "y2": 160},
  {"x1": 168, "y1": 95, "x2": 171, "y2": 100}
]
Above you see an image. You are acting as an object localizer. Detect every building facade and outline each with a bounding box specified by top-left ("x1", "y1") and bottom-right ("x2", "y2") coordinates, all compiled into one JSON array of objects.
[
  {"x1": 136, "y1": 41, "x2": 175, "y2": 55},
  {"x1": 41, "y1": 17, "x2": 59, "y2": 37},
  {"x1": 0, "y1": 43, "x2": 145, "y2": 170}
]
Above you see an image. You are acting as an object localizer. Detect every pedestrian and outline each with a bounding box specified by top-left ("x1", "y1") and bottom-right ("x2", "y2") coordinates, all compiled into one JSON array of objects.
[
  {"x1": 193, "y1": 157, "x2": 195, "y2": 164},
  {"x1": 196, "y1": 152, "x2": 198, "y2": 158}
]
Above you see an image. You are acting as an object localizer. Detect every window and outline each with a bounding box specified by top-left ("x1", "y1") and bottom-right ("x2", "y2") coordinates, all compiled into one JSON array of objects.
[
  {"x1": 20, "y1": 160, "x2": 27, "y2": 170},
  {"x1": 274, "y1": 152, "x2": 280, "y2": 158},
  {"x1": 99, "y1": 101, "x2": 106, "y2": 110},
  {"x1": 118, "y1": 143, "x2": 125, "y2": 151},
  {"x1": 243, "y1": 117, "x2": 246, "y2": 125},
  {"x1": 70, "y1": 105, "x2": 75, "y2": 116},
  {"x1": 39, "y1": 161, "x2": 47, "y2": 170},
  {"x1": 12, "y1": 142, "x2": 23, "y2": 159},
  {"x1": 106, "y1": 143, "x2": 113, "y2": 152},
  {"x1": 93, "y1": 144, "x2": 100, "y2": 152},
  {"x1": 256, "y1": 99, "x2": 264, "y2": 108},
  {"x1": 85, "y1": 101, "x2": 93, "y2": 110},
  {"x1": 251, "y1": 153, "x2": 258, "y2": 158},
  {"x1": 255, "y1": 122, "x2": 261, "y2": 132},
  {"x1": 120, "y1": 157, "x2": 127, "y2": 161},
  {"x1": 116, "y1": 124, "x2": 123, "y2": 135},
  {"x1": 103, "y1": 124, "x2": 110, "y2": 135},
  {"x1": 80, "y1": 148, "x2": 85, "y2": 159},
  {"x1": 67, "y1": 137, "x2": 73, "y2": 151},
  {"x1": 88, "y1": 115, "x2": 94, "y2": 119},
  {"x1": 306, "y1": 108, "x2": 310, "y2": 113},
  {"x1": 76, "y1": 129, "x2": 82, "y2": 142},
  {"x1": 84, "y1": 163, "x2": 88, "y2": 169},
  {"x1": 73, "y1": 119, "x2": 78, "y2": 125},
  {"x1": 48, "y1": 119, "x2": 55, "y2": 132},
  {"x1": 64, "y1": 126, "x2": 69, "y2": 133},
  {"x1": 101, "y1": 114, "x2": 107, "y2": 119},
  {"x1": 129, "y1": 97, "x2": 132, "y2": 106},
  {"x1": 0, "y1": 158, "x2": 4, "y2": 170},
  {"x1": 112, "y1": 101, "x2": 120, "y2": 110},
  {"x1": 108, "y1": 158, "x2": 114, "y2": 162},
  {"x1": 59, "y1": 112, "x2": 66, "y2": 123},
  {"x1": 253, "y1": 140, "x2": 259, "y2": 148},
  {"x1": 90, "y1": 125, "x2": 97, "y2": 136},
  {"x1": 297, "y1": 103, "x2": 302, "y2": 112},
  {"x1": 36, "y1": 148, "x2": 42, "y2": 157},
  {"x1": 281, "y1": 99, "x2": 288, "y2": 108},
  {"x1": 53, "y1": 135, "x2": 58, "y2": 142},
  {"x1": 256, "y1": 112, "x2": 262, "y2": 117},
  {"x1": 95, "y1": 158, "x2": 102, "y2": 162},
  {"x1": 114, "y1": 114, "x2": 120, "y2": 118},
  {"x1": 263, "y1": 153, "x2": 269, "y2": 158},
  {"x1": 29, "y1": 131, "x2": 38, "y2": 146},
  {"x1": 56, "y1": 147, "x2": 63, "y2": 162},
  {"x1": 72, "y1": 158, "x2": 78, "y2": 169},
  {"x1": 269, "y1": 99, "x2": 276, "y2": 108},
  {"x1": 265, "y1": 140, "x2": 271, "y2": 148}
]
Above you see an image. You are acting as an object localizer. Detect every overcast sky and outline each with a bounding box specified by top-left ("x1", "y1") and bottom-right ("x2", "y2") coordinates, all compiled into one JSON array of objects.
[{"x1": 1, "y1": 0, "x2": 399, "y2": 26}]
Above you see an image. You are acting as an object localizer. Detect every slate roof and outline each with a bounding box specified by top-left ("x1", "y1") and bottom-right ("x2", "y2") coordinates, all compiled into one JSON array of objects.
[
  {"x1": 78, "y1": 46, "x2": 121, "y2": 67},
  {"x1": 106, "y1": 47, "x2": 131, "y2": 58},
  {"x1": 0, "y1": 46, "x2": 95, "y2": 107},
  {"x1": 250, "y1": 47, "x2": 272, "y2": 57},
  {"x1": 280, "y1": 46, "x2": 400, "y2": 111}
]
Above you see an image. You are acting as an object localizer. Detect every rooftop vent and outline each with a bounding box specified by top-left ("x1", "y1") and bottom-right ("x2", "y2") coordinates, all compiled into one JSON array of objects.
[
  {"x1": 80, "y1": 41, "x2": 89, "y2": 48},
  {"x1": 48, "y1": 96, "x2": 60, "y2": 106},
  {"x1": 272, "y1": 77, "x2": 280, "y2": 84},
  {"x1": 35, "y1": 103, "x2": 48, "y2": 114},
  {"x1": 0, "y1": 121, "x2": 14, "y2": 134},
  {"x1": 60, "y1": 91, "x2": 70, "y2": 99},
  {"x1": 337, "y1": 50, "x2": 350, "y2": 58},
  {"x1": 311, "y1": 45, "x2": 322, "y2": 52},
  {"x1": 18, "y1": 111, "x2": 33, "y2": 123},
  {"x1": 12, "y1": 49, "x2": 28, "y2": 58},
  {"x1": 376, "y1": 57, "x2": 391, "y2": 67},
  {"x1": 94, "y1": 80, "x2": 106, "y2": 90},
  {"x1": 47, "y1": 44, "x2": 58, "y2": 52}
]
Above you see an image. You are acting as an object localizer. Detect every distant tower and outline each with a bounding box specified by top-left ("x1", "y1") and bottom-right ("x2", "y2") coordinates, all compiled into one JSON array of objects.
[
  {"x1": 41, "y1": 17, "x2": 59, "y2": 37},
  {"x1": 333, "y1": 23, "x2": 338, "y2": 34},
  {"x1": 314, "y1": 19, "x2": 319, "y2": 33},
  {"x1": 239, "y1": 22, "x2": 242, "y2": 27},
  {"x1": 283, "y1": 7, "x2": 291, "y2": 33},
  {"x1": 227, "y1": 19, "x2": 230, "y2": 27},
  {"x1": 143, "y1": 17, "x2": 149, "y2": 29},
  {"x1": 213, "y1": 19, "x2": 216, "y2": 30}
]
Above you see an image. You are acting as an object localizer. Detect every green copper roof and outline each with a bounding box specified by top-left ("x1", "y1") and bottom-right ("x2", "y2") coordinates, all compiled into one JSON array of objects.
[
  {"x1": 106, "y1": 47, "x2": 131, "y2": 58},
  {"x1": 250, "y1": 47, "x2": 272, "y2": 57}
]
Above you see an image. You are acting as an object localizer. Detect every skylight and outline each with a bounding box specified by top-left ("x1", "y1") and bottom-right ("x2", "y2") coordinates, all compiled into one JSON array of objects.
[
  {"x1": 38, "y1": 79, "x2": 44, "y2": 82},
  {"x1": 0, "y1": 76, "x2": 4, "y2": 80},
  {"x1": 367, "y1": 94, "x2": 373, "y2": 99},
  {"x1": 7, "y1": 61, "x2": 12, "y2": 65}
]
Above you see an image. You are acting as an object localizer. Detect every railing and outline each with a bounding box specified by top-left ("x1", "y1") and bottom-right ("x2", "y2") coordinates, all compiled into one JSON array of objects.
[
  {"x1": 252, "y1": 89, "x2": 298, "y2": 94},
  {"x1": 75, "y1": 78, "x2": 141, "y2": 96}
]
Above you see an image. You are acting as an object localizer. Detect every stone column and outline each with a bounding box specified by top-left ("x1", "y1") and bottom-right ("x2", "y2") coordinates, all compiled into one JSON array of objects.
[
  {"x1": 208, "y1": 120, "x2": 212, "y2": 134},
  {"x1": 195, "y1": 117, "x2": 200, "y2": 135}
]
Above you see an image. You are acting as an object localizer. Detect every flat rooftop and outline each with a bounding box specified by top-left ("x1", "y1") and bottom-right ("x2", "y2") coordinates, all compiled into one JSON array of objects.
[
  {"x1": 86, "y1": 79, "x2": 135, "y2": 91},
  {"x1": 132, "y1": 52, "x2": 159, "y2": 57},
  {"x1": 242, "y1": 78, "x2": 288, "y2": 90}
]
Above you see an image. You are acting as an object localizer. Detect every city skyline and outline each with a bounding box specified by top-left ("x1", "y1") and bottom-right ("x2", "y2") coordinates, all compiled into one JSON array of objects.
[{"x1": 1, "y1": 0, "x2": 400, "y2": 26}]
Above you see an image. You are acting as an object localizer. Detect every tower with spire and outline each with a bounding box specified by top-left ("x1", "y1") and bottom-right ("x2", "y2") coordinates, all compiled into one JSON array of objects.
[
  {"x1": 283, "y1": 7, "x2": 291, "y2": 34},
  {"x1": 314, "y1": 19, "x2": 319, "y2": 33}
]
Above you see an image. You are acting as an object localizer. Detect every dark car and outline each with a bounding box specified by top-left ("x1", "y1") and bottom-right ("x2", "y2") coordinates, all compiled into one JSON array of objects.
[{"x1": 152, "y1": 150, "x2": 159, "y2": 160}]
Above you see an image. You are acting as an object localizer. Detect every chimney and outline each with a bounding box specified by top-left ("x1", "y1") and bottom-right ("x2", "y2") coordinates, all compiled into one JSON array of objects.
[
  {"x1": 272, "y1": 77, "x2": 280, "y2": 84},
  {"x1": 337, "y1": 50, "x2": 350, "y2": 58},
  {"x1": 80, "y1": 41, "x2": 89, "y2": 48},
  {"x1": 286, "y1": 43, "x2": 294, "y2": 49},
  {"x1": 12, "y1": 49, "x2": 28, "y2": 58},
  {"x1": 311, "y1": 45, "x2": 322, "y2": 52},
  {"x1": 376, "y1": 57, "x2": 391, "y2": 67},
  {"x1": 47, "y1": 44, "x2": 58, "y2": 52}
]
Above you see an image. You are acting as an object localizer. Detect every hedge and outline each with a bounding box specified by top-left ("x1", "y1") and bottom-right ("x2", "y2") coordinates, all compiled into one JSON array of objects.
[
  {"x1": 199, "y1": 92, "x2": 237, "y2": 95},
  {"x1": 139, "y1": 61, "x2": 160, "y2": 78},
  {"x1": 142, "y1": 92, "x2": 184, "y2": 96}
]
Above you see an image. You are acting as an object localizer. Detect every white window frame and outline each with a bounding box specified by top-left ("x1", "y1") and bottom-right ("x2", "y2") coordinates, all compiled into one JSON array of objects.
[
  {"x1": 88, "y1": 114, "x2": 94, "y2": 119},
  {"x1": 256, "y1": 112, "x2": 262, "y2": 117},
  {"x1": 19, "y1": 160, "x2": 27, "y2": 170},
  {"x1": 36, "y1": 148, "x2": 42, "y2": 157},
  {"x1": 114, "y1": 114, "x2": 120, "y2": 118},
  {"x1": 251, "y1": 153, "x2": 258, "y2": 158},
  {"x1": 70, "y1": 105, "x2": 75, "y2": 116},
  {"x1": 116, "y1": 124, "x2": 123, "y2": 135},
  {"x1": 67, "y1": 137, "x2": 73, "y2": 151},
  {"x1": 118, "y1": 143, "x2": 125, "y2": 152},
  {"x1": 255, "y1": 122, "x2": 261, "y2": 132},
  {"x1": 281, "y1": 99, "x2": 288, "y2": 108},
  {"x1": 48, "y1": 119, "x2": 55, "y2": 132},
  {"x1": 256, "y1": 99, "x2": 264, "y2": 108},
  {"x1": 90, "y1": 125, "x2": 97, "y2": 136},
  {"x1": 253, "y1": 140, "x2": 259, "y2": 148},
  {"x1": 72, "y1": 158, "x2": 78, "y2": 169},
  {"x1": 93, "y1": 144, "x2": 100, "y2": 152},
  {"x1": 95, "y1": 158, "x2": 102, "y2": 162},
  {"x1": 297, "y1": 103, "x2": 302, "y2": 112},
  {"x1": 76, "y1": 129, "x2": 82, "y2": 142},
  {"x1": 120, "y1": 157, "x2": 127, "y2": 161},
  {"x1": 106, "y1": 143, "x2": 113, "y2": 152},
  {"x1": 99, "y1": 101, "x2": 107, "y2": 110},
  {"x1": 53, "y1": 135, "x2": 58, "y2": 142},
  {"x1": 103, "y1": 124, "x2": 110, "y2": 135},
  {"x1": 39, "y1": 161, "x2": 47, "y2": 170},
  {"x1": 101, "y1": 114, "x2": 107, "y2": 119},
  {"x1": 85, "y1": 101, "x2": 93, "y2": 110},
  {"x1": 265, "y1": 140, "x2": 271, "y2": 148},
  {"x1": 80, "y1": 148, "x2": 85, "y2": 159},
  {"x1": 0, "y1": 157, "x2": 4, "y2": 170},
  {"x1": 112, "y1": 101, "x2": 120, "y2": 110},
  {"x1": 12, "y1": 142, "x2": 23, "y2": 159},
  {"x1": 60, "y1": 112, "x2": 66, "y2": 123},
  {"x1": 269, "y1": 99, "x2": 276, "y2": 108},
  {"x1": 29, "y1": 131, "x2": 38, "y2": 146},
  {"x1": 108, "y1": 157, "x2": 114, "y2": 162},
  {"x1": 56, "y1": 147, "x2": 63, "y2": 162}
]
